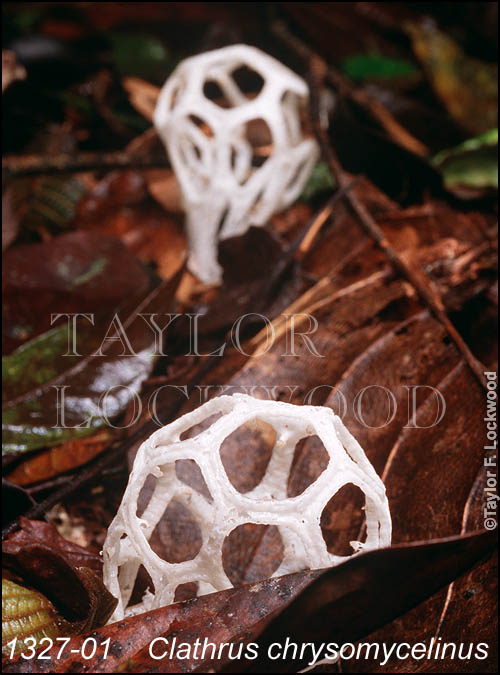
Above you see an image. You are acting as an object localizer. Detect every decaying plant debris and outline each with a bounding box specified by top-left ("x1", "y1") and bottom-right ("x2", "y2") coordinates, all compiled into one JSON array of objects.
[{"x1": 2, "y1": 2, "x2": 498, "y2": 673}]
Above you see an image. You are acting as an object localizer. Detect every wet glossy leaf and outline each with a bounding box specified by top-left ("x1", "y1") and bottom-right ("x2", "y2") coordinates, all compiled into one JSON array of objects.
[
  {"x1": 2, "y1": 230, "x2": 149, "y2": 351},
  {"x1": 2, "y1": 255, "x2": 182, "y2": 454}
]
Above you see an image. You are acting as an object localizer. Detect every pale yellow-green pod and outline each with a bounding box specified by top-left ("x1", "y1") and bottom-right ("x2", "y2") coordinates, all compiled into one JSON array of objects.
[{"x1": 2, "y1": 578, "x2": 62, "y2": 656}]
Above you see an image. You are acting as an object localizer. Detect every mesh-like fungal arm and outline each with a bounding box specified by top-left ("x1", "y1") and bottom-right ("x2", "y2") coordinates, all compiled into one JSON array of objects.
[
  {"x1": 103, "y1": 395, "x2": 391, "y2": 621},
  {"x1": 153, "y1": 44, "x2": 320, "y2": 284}
]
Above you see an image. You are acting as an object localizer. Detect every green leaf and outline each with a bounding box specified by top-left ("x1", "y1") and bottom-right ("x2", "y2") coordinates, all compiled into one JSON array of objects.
[
  {"x1": 341, "y1": 53, "x2": 419, "y2": 82},
  {"x1": 433, "y1": 129, "x2": 498, "y2": 191},
  {"x1": 109, "y1": 32, "x2": 172, "y2": 81},
  {"x1": 300, "y1": 162, "x2": 336, "y2": 202},
  {"x1": 3, "y1": 325, "x2": 79, "y2": 399}
]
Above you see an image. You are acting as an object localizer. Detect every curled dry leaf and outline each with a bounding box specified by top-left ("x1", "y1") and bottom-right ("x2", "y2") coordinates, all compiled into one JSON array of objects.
[
  {"x1": 3, "y1": 519, "x2": 117, "y2": 655},
  {"x1": 3, "y1": 517, "x2": 102, "y2": 571}
]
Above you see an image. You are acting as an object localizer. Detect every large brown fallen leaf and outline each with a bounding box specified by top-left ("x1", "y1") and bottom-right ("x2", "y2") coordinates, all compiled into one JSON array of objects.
[
  {"x1": 73, "y1": 170, "x2": 187, "y2": 282},
  {"x1": 342, "y1": 362, "x2": 498, "y2": 673},
  {"x1": 11, "y1": 172, "x2": 494, "y2": 671},
  {"x1": 2, "y1": 531, "x2": 495, "y2": 673},
  {"x1": 126, "y1": 177, "x2": 495, "y2": 592},
  {"x1": 2, "y1": 230, "x2": 148, "y2": 352}
]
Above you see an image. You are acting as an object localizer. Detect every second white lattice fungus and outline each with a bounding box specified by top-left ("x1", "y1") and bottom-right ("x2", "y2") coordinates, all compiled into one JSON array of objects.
[{"x1": 153, "y1": 44, "x2": 320, "y2": 284}]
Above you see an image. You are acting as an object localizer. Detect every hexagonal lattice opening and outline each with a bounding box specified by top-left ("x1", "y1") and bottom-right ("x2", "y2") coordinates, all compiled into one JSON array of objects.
[
  {"x1": 175, "y1": 459, "x2": 212, "y2": 501},
  {"x1": 287, "y1": 435, "x2": 330, "y2": 498},
  {"x1": 222, "y1": 523, "x2": 284, "y2": 585},
  {"x1": 219, "y1": 417, "x2": 276, "y2": 493},
  {"x1": 321, "y1": 483, "x2": 367, "y2": 556},
  {"x1": 231, "y1": 65, "x2": 265, "y2": 98},
  {"x1": 180, "y1": 412, "x2": 223, "y2": 441},
  {"x1": 125, "y1": 564, "x2": 154, "y2": 611},
  {"x1": 150, "y1": 499, "x2": 203, "y2": 563},
  {"x1": 136, "y1": 473, "x2": 158, "y2": 517}
]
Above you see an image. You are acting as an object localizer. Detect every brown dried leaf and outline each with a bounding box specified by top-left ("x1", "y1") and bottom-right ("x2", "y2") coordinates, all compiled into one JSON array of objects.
[
  {"x1": 122, "y1": 77, "x2": 160, "y2": 122},
  {"x1": 3, "y1": 517, "x2": 102, "y2": 572},
  {"x1": 3, "y1": 532, "x2": 495, "y2": 673},
  {"x1": 6, "y1": 430, "x2": 115, "y2": 487},
  {"x1": 2, "y1": 230, "x2": 149, "y2": 352},
  {"x1": 74, "y1": 171, "x2": 186, "y2": 282}
]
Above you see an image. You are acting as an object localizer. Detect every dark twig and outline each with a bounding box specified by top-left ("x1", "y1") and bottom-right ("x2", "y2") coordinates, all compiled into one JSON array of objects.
[
  {"x1": 306, "y1": 57, "x2": 490, "y2": 393},
  {"x1": 2, "y1": 149, "x2": 170, "y2": 178},
  {"x1": 271, "y1": 20, "x2": 429, "y2": 158}
]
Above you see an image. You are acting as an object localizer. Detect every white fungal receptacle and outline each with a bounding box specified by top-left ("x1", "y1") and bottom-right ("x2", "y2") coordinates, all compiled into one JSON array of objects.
[
  {"x1": 153, "y1": 44, "x2": 320, "y2": 284},
  {"x1": 103, "y1": 394, "x2": 391, "y2": 621}
]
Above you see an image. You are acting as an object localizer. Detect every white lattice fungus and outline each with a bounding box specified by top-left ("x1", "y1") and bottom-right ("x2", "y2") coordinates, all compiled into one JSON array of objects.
[
  {"x1": 103, "y1": 394, "x2": 391, "y2": 621},
  {"x1": 153, "y1": 44, "x2": 320, "y2": 284}
]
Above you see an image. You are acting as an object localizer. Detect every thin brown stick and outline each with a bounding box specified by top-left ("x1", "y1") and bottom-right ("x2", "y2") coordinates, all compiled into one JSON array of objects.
[
  {"x1": 2, "y1": 149, "x2": 170, "y2": 177},
  {"x1": 271, "y1": 19, "x2": 429, "y2": 158},
  {"x1": 306, "y1": 57, "x2": 489, "y2": 393}
]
